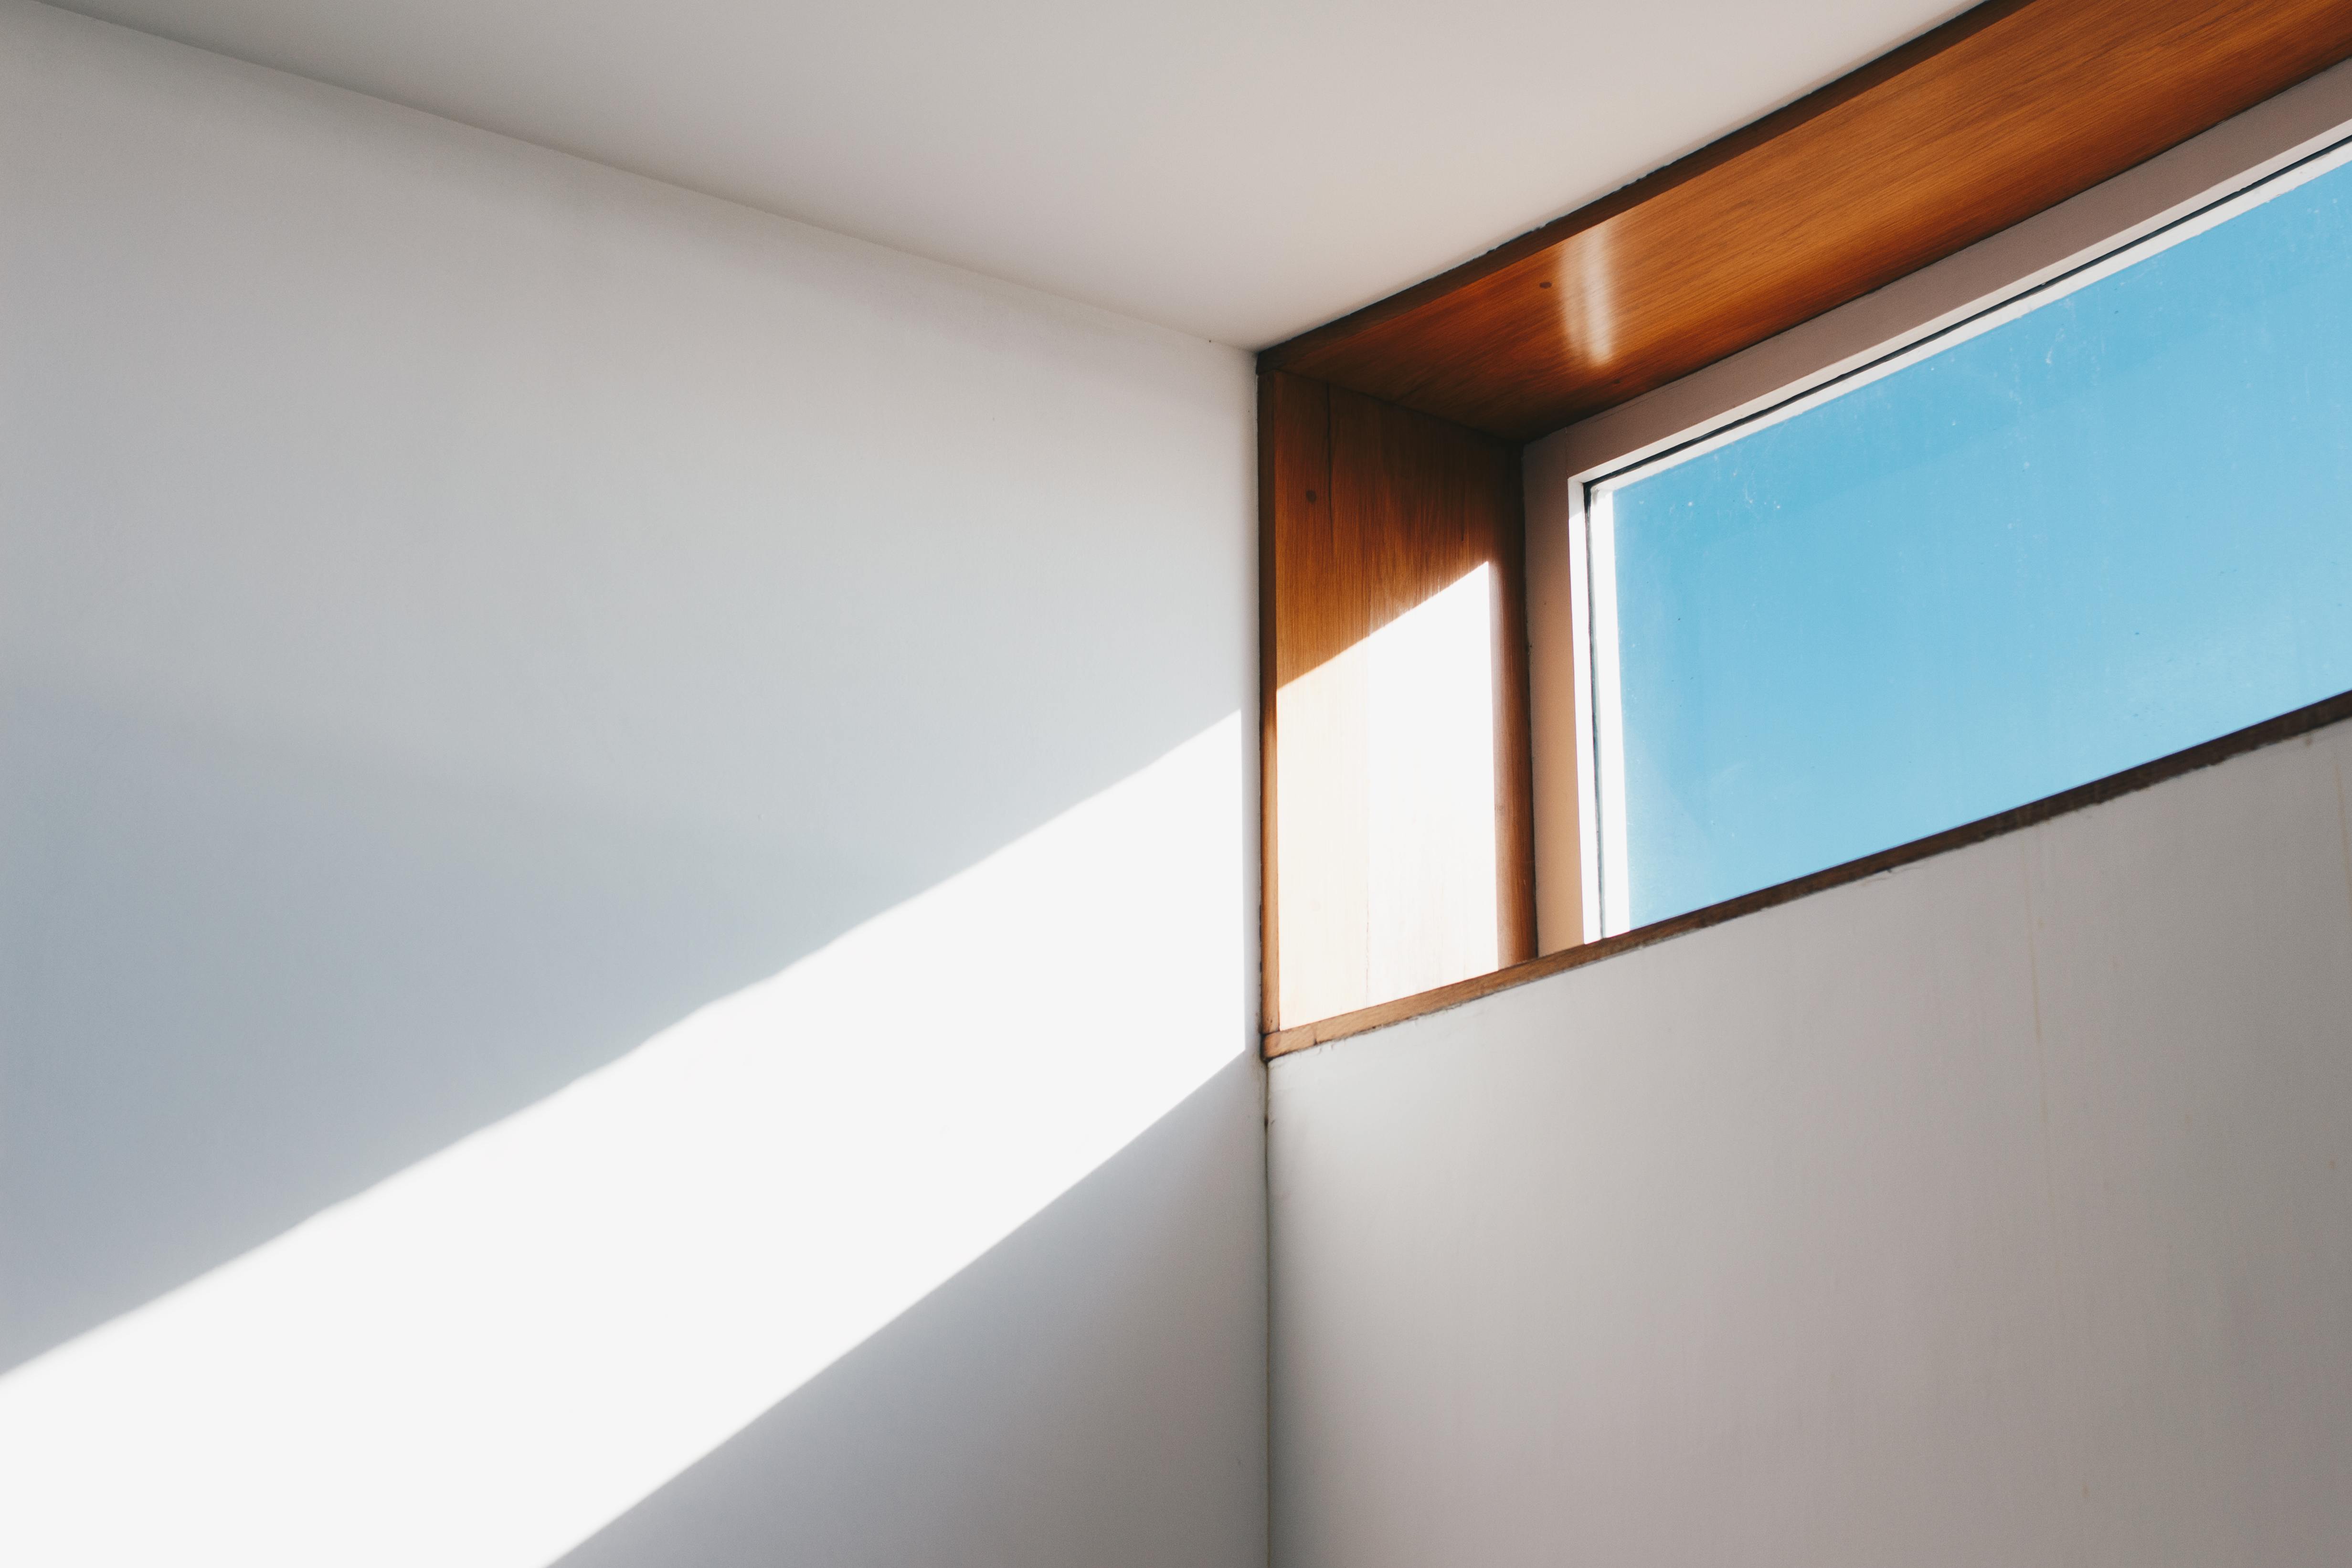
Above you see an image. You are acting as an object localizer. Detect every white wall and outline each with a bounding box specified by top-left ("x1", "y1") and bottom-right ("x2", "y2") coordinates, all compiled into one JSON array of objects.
[
  {"x1": 0, "y1": 4, "x2": 1264, "y2": 1565},
  {"x1": 1271, "y1": 713, "x2": 2352, "y2": 1566},
  {"x1": 1282, "y1": 72, "x2": 2352, "y2": 1563}
]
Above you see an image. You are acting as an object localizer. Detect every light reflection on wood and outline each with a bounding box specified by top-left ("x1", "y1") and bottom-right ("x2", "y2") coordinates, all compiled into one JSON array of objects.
[{"x1": 1265, "y1": 0, "x2": 2352, "y2": 439}]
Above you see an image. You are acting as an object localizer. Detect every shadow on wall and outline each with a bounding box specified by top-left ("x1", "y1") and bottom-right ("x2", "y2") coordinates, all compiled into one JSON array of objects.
[
  {"x1": 0, "y1": 678, "x2": 890, "y2": 1373},
  {"x1": 0, "y1": 677, "x2": 1248, "y2": 1377},
  {"x1": 0, "y1": 713, "x2": 1259, "y2": 1566},
  {"x1": 559, "y1": 1055, "x2": 1266, "y2": 1568},
  {"x1": 0, "y1": 11, "x2": 1259, "y2": 1560},
  {"x1": 0, "y1": 0, "x2": 1263, "y2": 1382}
]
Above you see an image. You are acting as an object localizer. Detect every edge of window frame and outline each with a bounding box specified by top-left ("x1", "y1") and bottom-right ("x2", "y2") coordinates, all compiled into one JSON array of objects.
[{"x1": 1265, "y1": 684, "x2": 2352, "y2": 1060}]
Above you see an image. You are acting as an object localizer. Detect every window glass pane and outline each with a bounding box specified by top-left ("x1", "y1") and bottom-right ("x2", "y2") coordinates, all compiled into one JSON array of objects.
[{"x1": 1595, "y1": 148, "x2": 2352, "y2": 930}]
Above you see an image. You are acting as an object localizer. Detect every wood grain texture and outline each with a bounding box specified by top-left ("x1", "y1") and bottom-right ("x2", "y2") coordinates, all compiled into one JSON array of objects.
[
  {"x1": 1258, "y1": 372, "x2": 1325, "y2": 1031},
  {"x1": 1261, "y1": 0, "x2": 2352, "y2": 439},
  {"x1": 1262, "y1": 372, "x2": 1535, "y2": 1028},
  {"x1": 1259, "y1": 372, "x2": 1326, "y2": 1029},
  {"x1": 1257, "y1": 375, "x2": 1278, "y2": 1033},
  {"x1": 1264, "y1": 685, "x2": 2352, "y2": 1059},
  {"x1": 1487, "y1": 448, "x2": 1536, "y2": 972}
]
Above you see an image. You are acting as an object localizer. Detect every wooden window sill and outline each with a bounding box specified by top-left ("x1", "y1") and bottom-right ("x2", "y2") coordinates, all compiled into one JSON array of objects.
[{"x1": 1264, "y1": 685, "x2": 2352, "y2": 1060}]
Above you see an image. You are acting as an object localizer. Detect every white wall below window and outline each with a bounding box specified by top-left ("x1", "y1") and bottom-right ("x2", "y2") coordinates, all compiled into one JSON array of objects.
[
  {"x1": 1270, "y1": 716, "x2": 2352, "y2": 1567},
  {"x1": 0, "y1": 4, "x2": 1263, "y2": 1564}
]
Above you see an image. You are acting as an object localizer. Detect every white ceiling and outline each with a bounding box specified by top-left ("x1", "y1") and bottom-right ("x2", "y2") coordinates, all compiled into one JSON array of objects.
[{"x1": 54, "y1": 0, "x2": 1969, "y2": 347}]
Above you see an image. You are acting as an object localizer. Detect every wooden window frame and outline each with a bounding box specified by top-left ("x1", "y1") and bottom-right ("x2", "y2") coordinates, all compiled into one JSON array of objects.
[{"x1": 1259, "y1": 0, "x2": 2352, "y2": 1056}]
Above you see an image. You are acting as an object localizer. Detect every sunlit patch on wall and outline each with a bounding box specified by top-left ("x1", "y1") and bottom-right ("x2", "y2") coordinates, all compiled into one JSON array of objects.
[{"x1": 0, "y1": 715, "x2": 1246, "y2": 1568}]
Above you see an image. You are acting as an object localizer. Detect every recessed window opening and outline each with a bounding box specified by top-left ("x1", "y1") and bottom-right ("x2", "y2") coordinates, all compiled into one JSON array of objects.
[{"x1": 1575, "y1": 128, "x2": 2352, "y2": 937}]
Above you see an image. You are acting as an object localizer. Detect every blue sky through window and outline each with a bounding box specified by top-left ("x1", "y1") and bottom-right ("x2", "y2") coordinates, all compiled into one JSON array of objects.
[{"x1": 1596, "y1": 145, "x2": 2352, "y2": 930}]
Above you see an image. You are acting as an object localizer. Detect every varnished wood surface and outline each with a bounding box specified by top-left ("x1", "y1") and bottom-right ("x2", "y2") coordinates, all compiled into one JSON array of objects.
[
  {"x1": 1288, "y1": 386, "x2": 1515, "y2": 682},
  {"x1": 1262, "y1": 372, "x2": 1535, "y2": 1028},
  {"x1": 1261, "y1": 0, "x2": 2352, "y2": 439},
  {"x1": 1259, "y1": 371, "x2": 1325, "y2": 1030},
  {"x1": 1488, "y1": 446, "x2": 1536, "y2": 973},
  {"x1": 1264, "y1": 686, "x2": 2352, "y2": 1060}
]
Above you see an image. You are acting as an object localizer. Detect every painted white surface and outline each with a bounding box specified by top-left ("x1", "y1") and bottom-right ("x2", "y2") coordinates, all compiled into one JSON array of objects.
[
  {"x1": 0, "y1": 6, "x2": 1263, "y2": 1565},
  {"x1": 1524, "y1": 57, "x2": 2352, "y2": 954},
  {"x1": 37, "y1": 0, "x2": 1968, "y2": 347},
  {"x1": 1270, "y1": 720, "x2": 2352, "y2": 1567}
]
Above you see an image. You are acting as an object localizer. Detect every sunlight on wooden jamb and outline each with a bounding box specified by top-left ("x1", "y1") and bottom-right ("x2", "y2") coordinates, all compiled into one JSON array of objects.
[{"x1": 1277, "y1": 565, "x2": 1499, "y2": 1026}]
